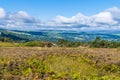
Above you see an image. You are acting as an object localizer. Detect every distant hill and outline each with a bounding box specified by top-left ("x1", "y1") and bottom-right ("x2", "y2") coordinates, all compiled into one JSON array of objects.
[
  {"x1": 1, "y1": 28, "x2": 120, "y2": 42},
  {"x1": 0, "y1": 29, "x2": 29, "y2": 42}
]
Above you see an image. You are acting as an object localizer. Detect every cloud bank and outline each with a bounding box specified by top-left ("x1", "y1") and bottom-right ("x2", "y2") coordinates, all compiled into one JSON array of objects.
[{"x1": 0, "y1": 7, "x2": 120, "y2": 31}]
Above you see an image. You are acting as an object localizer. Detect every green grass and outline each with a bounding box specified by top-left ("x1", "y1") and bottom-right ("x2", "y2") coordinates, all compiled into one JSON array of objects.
[
  {"x1": 44, "y1": 54, "x2": 99, "y2": 80},
  {"x1": 0, "y1": 42, "x2": 18, "y2": 47},
  {"x1": 0, "y1": 41, "x2": 54, "y2": 47}
]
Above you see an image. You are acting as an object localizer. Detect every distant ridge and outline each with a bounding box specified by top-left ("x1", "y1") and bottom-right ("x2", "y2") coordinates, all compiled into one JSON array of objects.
[{"x1": 1, "y1": 28, "x2": 120, "y2": 42}]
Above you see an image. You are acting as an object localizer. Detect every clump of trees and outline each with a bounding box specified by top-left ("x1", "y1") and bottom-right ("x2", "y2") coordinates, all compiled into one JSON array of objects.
[
  {"x1": 90, "y1": 37, "x2": 120, "y2": 48},
  {"x1": 57, "y1": 39, "x2": 81, "y2": 47},
  {"x1": 57, "y1": 37, "x2": 120, "y2": 48},
  {"x1": 0, "y1": 36, "x2": 13, "y2": 42}
]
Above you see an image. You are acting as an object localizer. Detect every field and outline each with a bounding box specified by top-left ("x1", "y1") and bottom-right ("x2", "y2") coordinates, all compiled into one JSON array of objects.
[{"x1": 0, "y1": 47, "x2": 120, "y2": 80}]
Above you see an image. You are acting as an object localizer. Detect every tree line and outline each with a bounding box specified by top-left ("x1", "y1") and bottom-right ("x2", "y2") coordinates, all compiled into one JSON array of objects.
[{"x1": 57, "y1": 37, "x2": 120, "y2": 48}]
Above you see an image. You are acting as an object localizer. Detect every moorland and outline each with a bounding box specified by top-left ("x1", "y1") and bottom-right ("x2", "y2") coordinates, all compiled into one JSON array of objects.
[{"x1": 0, "y1": 42, "x2": 120, "y2": 80}]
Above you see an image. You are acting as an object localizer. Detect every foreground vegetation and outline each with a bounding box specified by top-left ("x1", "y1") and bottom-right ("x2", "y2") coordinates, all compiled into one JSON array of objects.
[
  {"x1": 0, "y1": 36, "x2": 120, "y2": 79},
  {"x1": 0, "y1": 47, "x2": 120, "y2": 80}
]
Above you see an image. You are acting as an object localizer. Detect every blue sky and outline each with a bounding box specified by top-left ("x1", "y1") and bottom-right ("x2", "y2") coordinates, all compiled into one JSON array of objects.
[
  {"x1": 0, "y1": 0, "x2": 120, "y2": 20},
  {"x1": 0, "y1": 0, "x2": 120, "y2": 30}
]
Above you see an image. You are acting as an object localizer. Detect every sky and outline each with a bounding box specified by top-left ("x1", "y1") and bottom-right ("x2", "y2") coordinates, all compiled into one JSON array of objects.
[{"x1": 0, "y1": 0, "x2": 120, "y2": 30}]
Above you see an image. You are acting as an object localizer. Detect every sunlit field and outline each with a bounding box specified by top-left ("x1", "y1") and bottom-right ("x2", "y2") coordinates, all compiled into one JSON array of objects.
[{"x1": 0, "y1": 47, "x2": 120, "y2": 80}]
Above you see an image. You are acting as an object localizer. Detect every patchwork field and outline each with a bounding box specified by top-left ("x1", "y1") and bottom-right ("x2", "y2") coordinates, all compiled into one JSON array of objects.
[{"x1": 0, "y1": 47, "x2": 120, "y2": 80}]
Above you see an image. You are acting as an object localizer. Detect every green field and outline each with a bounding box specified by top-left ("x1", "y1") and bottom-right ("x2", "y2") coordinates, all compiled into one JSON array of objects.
[{"x1": 0, "y1": 47, "x2": 120, "y2": 80}]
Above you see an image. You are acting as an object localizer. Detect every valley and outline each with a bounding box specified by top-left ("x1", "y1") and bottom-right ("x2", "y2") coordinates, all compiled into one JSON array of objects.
[{"x1": 1, "y1": 28, "x2": 120, "y2": 42}]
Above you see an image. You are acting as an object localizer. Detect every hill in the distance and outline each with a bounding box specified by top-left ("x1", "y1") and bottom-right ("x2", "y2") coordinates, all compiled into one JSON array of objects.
[{"x1": 1, "y1": 28, "x2": 120, "y2": 42}]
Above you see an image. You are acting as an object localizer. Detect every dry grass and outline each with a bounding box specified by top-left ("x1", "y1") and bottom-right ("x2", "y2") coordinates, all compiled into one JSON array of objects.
[{"x1": 0, "y1": 47, "x2": 120, "y2": 79}]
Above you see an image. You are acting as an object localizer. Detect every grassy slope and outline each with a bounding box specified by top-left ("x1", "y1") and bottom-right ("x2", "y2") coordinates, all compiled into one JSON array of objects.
[{"x1": 0, "y1": 47, "x2": 120, "y2": 80}]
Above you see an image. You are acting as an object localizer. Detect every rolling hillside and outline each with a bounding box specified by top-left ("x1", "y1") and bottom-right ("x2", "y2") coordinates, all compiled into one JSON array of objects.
[{"x1": 1, "y1": 28, "x2": 120, "y2": 42}]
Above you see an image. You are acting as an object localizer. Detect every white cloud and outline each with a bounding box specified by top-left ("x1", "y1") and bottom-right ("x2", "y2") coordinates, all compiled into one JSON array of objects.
[
  {"x1": 0, "y1": 8, "x2": 6, "y2": 18},
  {"x1": 0, "y1": 7, "x2": 120, "y2": 30},
  {"x1": 0, "y1": 10, "x2": 41, "y2": 30},
  {"x1": 93, "y1": 12, "x2": 117, "y2": 25},
  {"x1": 106, "y1": 7, "x2": 120, "y2": 19},
  {"x1": 55, "y1": 13, "x2": 90, "y2": 26},
  {"x1": 49, "y1": 7, "x2": 120, "y2": 30},
  {"x1": 8, "y1": 11, "x2": 34, "y2": 23}
]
